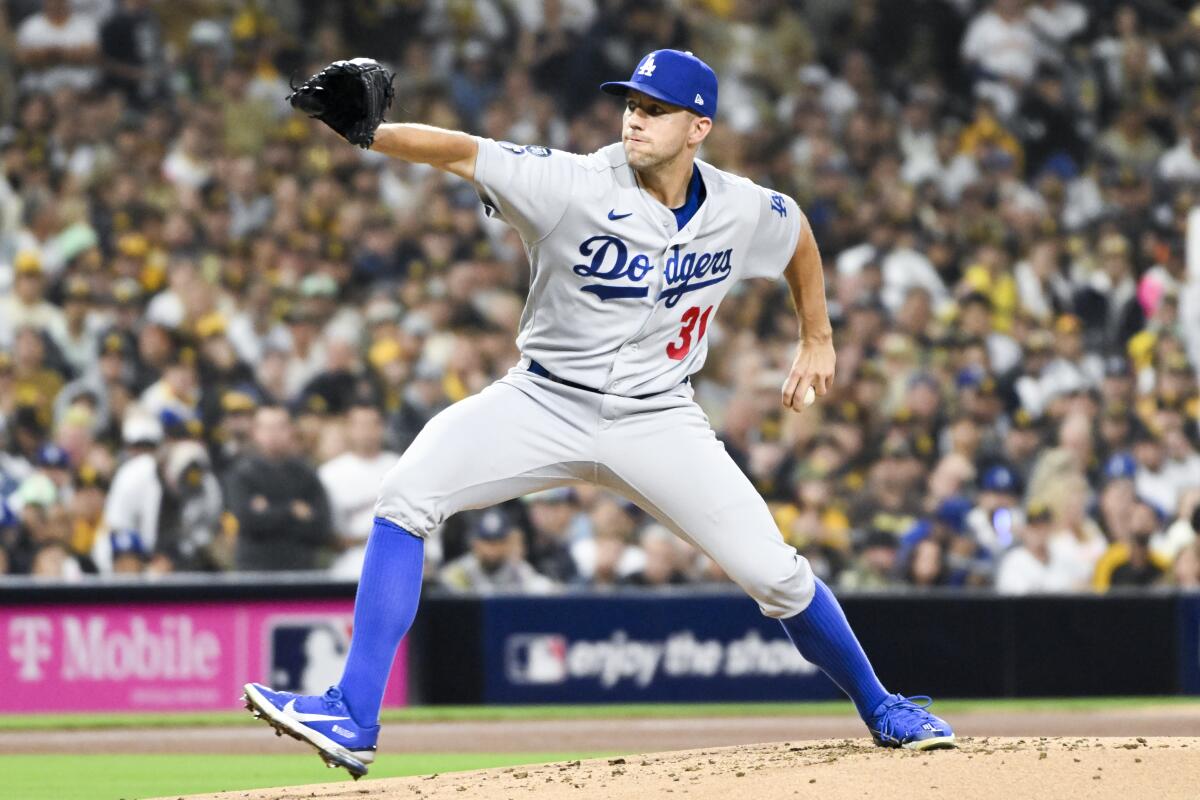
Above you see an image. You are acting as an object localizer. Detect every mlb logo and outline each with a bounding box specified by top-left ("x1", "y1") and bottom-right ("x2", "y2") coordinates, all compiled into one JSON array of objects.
[
  {"x1": 266, "y1": 615, "x2": 353, "y2": 695},
  {"x1": 505, "y1": 634, "x2": 568, "y2": 684}
]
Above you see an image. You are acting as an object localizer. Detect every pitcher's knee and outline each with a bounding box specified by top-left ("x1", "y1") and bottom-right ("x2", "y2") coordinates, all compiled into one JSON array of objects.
[
  {"x1": 373, "y1": 462, "x2": 440, "y2": 538},
  {"x1": 743, "y1": 555, "x2": 816, "y2": 619}
]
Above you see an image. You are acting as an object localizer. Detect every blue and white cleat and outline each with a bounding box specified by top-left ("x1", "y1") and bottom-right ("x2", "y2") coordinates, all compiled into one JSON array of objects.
[
  {"x1": 242, "y1": 682, "x2": 378, "y2": 779},
  {"x1": 868, "y1": 693, "x2": 957, "y2": 751}
]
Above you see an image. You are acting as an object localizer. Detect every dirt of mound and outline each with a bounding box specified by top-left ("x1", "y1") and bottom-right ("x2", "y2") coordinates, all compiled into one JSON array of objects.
[{"x1": 159, "y1": 737, "x2": 1200, "y2": 800}]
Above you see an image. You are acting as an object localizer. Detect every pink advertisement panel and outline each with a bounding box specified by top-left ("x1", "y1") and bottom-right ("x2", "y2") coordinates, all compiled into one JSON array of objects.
[{"x1": 0, "y1": 600, "x2": 407, "y2": 713}]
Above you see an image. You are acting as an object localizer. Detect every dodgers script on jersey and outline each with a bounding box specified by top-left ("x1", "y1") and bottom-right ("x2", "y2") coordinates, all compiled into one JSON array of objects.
[{"x1": 472, "y1": 138, "x2": 803, "y2": 397}]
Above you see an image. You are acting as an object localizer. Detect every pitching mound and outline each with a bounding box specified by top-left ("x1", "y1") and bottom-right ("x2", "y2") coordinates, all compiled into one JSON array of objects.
[{"x1": 165, "y1": 736, "x2": 1198, "y2": 800}]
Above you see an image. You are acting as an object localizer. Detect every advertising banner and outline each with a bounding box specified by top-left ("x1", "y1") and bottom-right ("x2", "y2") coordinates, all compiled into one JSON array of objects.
[
  {"x1": 0, "y1": 600, "x2": 406, "y2": 713},
  {"x1": 1180, "y1": 594, "x2": 1200, "y2": 695},
  {"x1": 482, "y1": 593, "x2": 841, "y2": 703}
]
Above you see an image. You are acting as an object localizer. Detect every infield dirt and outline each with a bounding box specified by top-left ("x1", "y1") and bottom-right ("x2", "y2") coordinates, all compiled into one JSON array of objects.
[{"x1": 161, "y1": 736, "x2": 1198, "y2": 800}]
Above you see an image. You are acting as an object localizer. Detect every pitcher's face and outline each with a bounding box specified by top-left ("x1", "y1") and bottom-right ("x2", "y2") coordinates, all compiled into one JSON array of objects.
[{"x1": 621, "y1": 91, "x2": 707, "y2": 170}]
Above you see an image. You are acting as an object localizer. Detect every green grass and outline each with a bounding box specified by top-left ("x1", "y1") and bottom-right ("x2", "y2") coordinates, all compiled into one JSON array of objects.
[
  {"x1": 1, "y1": 752, "x2": 615, "y2": 800},
  {"x1": 1, "y1": 696, "x2": 1196, "y2": 731},
  {"x1": 3, "y1": 698, "x2": 1198, "y2": 798}
]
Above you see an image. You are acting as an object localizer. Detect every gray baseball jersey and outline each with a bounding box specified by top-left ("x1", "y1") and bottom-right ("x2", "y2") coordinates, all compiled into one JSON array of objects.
[
  {"x1": 472, "y1": 138, "x2": 803, "y2": 397},
  {"x1": 375, "y1": 138, "x2": 815, "y2": 619}
]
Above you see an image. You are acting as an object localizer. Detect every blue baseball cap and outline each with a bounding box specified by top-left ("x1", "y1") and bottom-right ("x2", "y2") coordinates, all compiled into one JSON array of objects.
[
  {"x1": 1103, "y1": 453, "x2": 1137, "y2": 481},
  {"x1": 601, "y1": 49, "x2": 718, "y2": 119},
  {"x1": 36, "y1": 443, "x2": 71, "y2": 469},
  {"x1": 980, "y1": 465, "x2": 1019, "y2": 494},
  {"x1": 934, "y1": 497, "x2": 972, "y2": 534},
  {"x1": 472, "y1": 508, "x2": 513, "y2": 542},
  {"x1": 110, "y1": 529, "x2": 148, "y2": 558}
]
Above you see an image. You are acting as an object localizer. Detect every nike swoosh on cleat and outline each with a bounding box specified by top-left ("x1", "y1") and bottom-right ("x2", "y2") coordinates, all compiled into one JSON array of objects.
[
  {"x1": 607, "y1": 210, "x2": 633, "y2": 220},
  {"x1": 282, "y1": 699, "x2": 351, "y2": 724}
]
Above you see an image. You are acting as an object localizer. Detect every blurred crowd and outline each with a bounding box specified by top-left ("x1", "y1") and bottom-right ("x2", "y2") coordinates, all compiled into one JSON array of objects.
[{"x1": 1, "y1": 0, "x2": 1199, "y2": 594}]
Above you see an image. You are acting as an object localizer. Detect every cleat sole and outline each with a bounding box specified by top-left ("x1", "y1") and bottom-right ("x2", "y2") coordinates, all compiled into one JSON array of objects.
[
  {"x1": 242, "y1": 684, "x2": 370, "y2": 779},
  {"x1": 904, "y1": 735, "x2": 957, "y2": 751}
]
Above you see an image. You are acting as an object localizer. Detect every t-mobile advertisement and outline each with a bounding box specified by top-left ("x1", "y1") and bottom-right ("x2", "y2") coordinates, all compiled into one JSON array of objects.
[
  {"x1": 0, "y1": 600, "x2": 406, "y2": 713},
  {"x1": 483, "y1": 594, "x2": 842, "y2": 703}
]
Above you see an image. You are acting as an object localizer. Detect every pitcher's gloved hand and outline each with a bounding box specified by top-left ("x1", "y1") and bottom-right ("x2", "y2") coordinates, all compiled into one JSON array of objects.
[{"x1": 287, "y1": 58, "x2": 395, "y2": 149}]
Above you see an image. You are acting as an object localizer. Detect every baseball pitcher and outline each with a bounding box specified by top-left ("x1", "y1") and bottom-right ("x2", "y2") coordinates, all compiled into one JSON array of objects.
[{"x1": 244, "y1": 50, "x2": 955, "y2": 778}]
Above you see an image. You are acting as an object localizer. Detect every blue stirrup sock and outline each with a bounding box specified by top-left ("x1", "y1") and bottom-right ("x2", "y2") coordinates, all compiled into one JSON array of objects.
[
  {"x1": 337, "y1": 517, "x2": 424, "y2": 728},
  {"x1": 779, "y1": 578, "x2": 889, "y2": 721}
]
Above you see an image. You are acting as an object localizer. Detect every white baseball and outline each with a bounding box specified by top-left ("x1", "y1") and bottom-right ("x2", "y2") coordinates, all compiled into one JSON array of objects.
[{"x1": 803, "y1": 386, "x2": 816, "y2": 407}]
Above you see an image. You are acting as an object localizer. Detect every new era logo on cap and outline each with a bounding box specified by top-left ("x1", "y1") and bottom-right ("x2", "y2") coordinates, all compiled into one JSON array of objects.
[{"x1": 694, "y1": 93, "x2": 704, "y2": 105}]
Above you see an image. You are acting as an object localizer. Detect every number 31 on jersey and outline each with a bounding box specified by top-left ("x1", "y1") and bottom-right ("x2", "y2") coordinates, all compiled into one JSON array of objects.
[{"x1": 666, "y1": 305, "x2": 714, "y2": 360}]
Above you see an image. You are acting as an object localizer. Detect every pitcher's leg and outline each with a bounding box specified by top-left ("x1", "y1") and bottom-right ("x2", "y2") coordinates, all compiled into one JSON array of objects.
[
  {"x1": 598, "y1": 397, "x2": 953, "y2": 747},
  {"x1": 595, "y1": 399, "x2": 814, "y2": 618},
  {"x1": 595, "y1": 398, "x2": 887, "y2": 718},
  {"x1": 245, "y1": 377, "x2": 596, "y2": 776},
  {"x1": 337, "y1": 518, "x2": 423, "y2": 728},
  {"x1": 342, "y1": 378, "x2": 591, "y2": 725}
]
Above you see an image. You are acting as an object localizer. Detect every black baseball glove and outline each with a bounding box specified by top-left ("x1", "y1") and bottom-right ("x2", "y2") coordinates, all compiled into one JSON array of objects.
[{"x1": 287, "y1": 58, "x2": 395, "y2": 149}]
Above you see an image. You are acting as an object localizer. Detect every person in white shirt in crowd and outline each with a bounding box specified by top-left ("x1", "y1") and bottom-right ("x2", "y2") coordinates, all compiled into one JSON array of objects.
[
  {"x1": 1159, "y1": 401, "x2": 1200, "y2": 514},
  {"x1": 1013, "y1": 235, "x2": 1072, "y2": 324},
  {"x1": 0, "y1": 252, "x2": 68, "y2": 351},
  {"x1": 1153, "y1": 488, "x2": 1200, "y2": 566},
  {"x1": 1017, "y1": 314, "x2": 1102, "y2": 415},
  {"x1": 1026, "y1": 0, "x2": 1088, "y2": 55},
  {"x1": 1132, "y1": 426, "x2": 1181, "y2": 518},
  {"x1": 14, "y1": 0, "x2": 100, "y2": 95},
  {"x1": 1091, "y1": 4, "x2": 1172, "y2": 107},
  {"x1": 1157, "y1": 105, "x2": 1200, "y2": 184},
  {"x1": 321, "y1": 403, "x2": 399, "y2": 579},
  {"x1": 960, "y1": 0, "x2": 1042, "y2": 117},
  {"x1": 92, "y1": 413, "x2": 226, "y2": 573},
  {"x1": 995, "y1": 501, "x2": 1077, "y2": 594},
  {"x1": 569, "y1": 496, "x2": 645, "y2": 585}
]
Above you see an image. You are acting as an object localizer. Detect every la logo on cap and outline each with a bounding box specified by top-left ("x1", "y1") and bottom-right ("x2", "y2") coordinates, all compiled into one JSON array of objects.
[{"x1": 637, "y1": 53, "x2": 657, "y2": 77}]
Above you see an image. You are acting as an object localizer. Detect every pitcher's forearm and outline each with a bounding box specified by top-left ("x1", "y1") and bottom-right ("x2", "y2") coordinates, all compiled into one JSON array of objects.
[
  {"x1": 370, "y1": 123, "x2": 478, "y2": 179},
  {"x1": 783, "y1": 219, "x2": 833, "y2": 344}
]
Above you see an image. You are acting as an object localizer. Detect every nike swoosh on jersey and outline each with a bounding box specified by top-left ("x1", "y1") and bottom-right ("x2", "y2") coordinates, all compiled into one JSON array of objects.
[
  {"x1": 282, "y1": 698, "x2": 351, "y2": 723},
  {"x1": 607, "y1": 210, "x2": 633, "y2": 220}
]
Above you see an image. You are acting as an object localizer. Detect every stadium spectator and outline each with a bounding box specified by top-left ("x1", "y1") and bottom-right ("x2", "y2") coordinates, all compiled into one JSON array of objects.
[
  {"x1": 961, "y1": 0, "x2": 1042, "y2": 116},
  {"x1": 1094, "y1": 499, "x2": 1172, "y2": 590},
  {"x1": 0, "y1": 252, "x2": 67, "y2": 350},
  {"x1": 319, "y1": 402, "x2": 399, "y2": 578},
  {"x1": 838, "y1": 530, "x2": 900, "y2": 590},
  {"x1": 225, "y1": 405, "x2": 332, "y2": 571},
  {"x1": 623, "y1": 524, "x2": 690, "y2": 587},
  {"x1": 438, "y1": 507, "x2": 554, "y2": 593},
  {"x1": 571, "y1": 497, "x2": 645, "y2": 585},
  {"x1": 99, "y1": 0, "x2": 166, "y2": 109},
  {"x1": 93, "y1": 418, "x2": 224, "y2": 574},
  {"x1": 14, "y1": 0, "x2": 99, "y2": 96},
  {"x1": 995, "y1": 502, "x2": 1076, "y2": 594},
  {"x1": 521, "y1": 487, "x2": 583, "y2": 585}
]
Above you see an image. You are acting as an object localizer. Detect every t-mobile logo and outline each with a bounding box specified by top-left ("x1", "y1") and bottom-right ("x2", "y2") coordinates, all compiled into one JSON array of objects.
[{"x1": 8, "y1": 616, "x2": 53, "y2": 680}]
